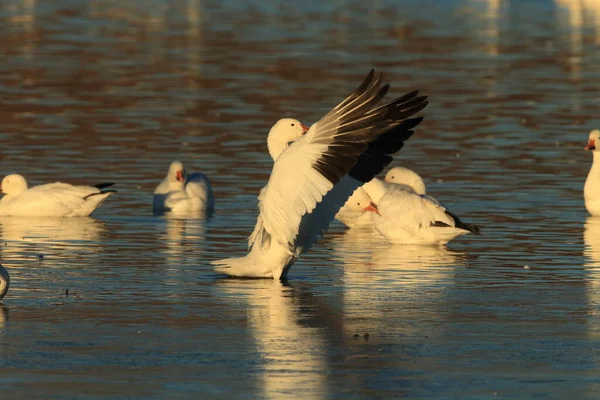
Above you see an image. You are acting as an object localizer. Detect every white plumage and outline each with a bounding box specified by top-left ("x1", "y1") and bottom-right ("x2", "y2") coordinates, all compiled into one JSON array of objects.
[
  {"x1": 212, "y1": 71, "x2": 428, "y2": 279},
  {"x1": 363, "y1": 178, "x2": 479, "y2": 245},
  {"x1": 0, "y1": 174, "x2": 115, "y2": 217},
  {"x1": 335, "y1": 165, "x2": 426, "y2": 228},
  {"x1": 384, "y1": 166, "x2": 427, "y2": 194},
  {"x1": 153, "y1": 160, "x2": 214, "y2": 216},
  {"x1": 334, "y1": 184, "x2": 378, "y2": 228}
]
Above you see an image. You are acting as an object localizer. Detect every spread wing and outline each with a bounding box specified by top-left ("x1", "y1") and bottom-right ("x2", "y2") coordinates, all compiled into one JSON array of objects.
[{"x1": 256, "y1": 70, "x2": 428, "y2": 250}]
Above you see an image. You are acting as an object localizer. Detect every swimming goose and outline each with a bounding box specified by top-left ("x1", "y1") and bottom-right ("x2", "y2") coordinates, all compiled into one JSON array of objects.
[
  {"x1": 362, "y1": 178, "x2": 479, "y2": 245},
  {"x1": 0, "y1": 174, "x2": 115, "y2": 217},
  {"x1": 153, "y1": 161, "x2": 214, "y2": 216}
]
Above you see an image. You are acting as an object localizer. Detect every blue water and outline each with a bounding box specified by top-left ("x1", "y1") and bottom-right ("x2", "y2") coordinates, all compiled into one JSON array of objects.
[{"x1": 1, "y1": 0, "x2": 600, "y2": 398}]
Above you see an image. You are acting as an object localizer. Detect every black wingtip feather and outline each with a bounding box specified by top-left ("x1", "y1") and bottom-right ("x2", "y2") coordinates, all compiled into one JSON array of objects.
[
  {"x1": 312, "y1": 69, "x2": 428, "y2": 186},
  {"x1": 83, "y1": 189, "x2": 117, "y2": 200},
  {"x1": 94, "y1": 183, "x2": 115, "y2": 190},
  {"x1": 445, "y1": 209, "x2": 480, "y2": 234},
  {"x1": 399, "y1": 117, "x2": 424, "y2": 132},
  {"x1": 388, "y1": 100, "x2": 429, "y2": 120},
  {"x1": 461, "y1": 223, "x2": 481, "y2": 235}
]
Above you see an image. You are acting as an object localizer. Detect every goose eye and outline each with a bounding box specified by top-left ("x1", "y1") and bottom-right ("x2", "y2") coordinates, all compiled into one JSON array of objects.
[
  {"x1": 356, "y1": 202, "x2": 360, "y2": 206},
  {"x1": 291, "y1": 123, "x2": 295, "y2": 126}
]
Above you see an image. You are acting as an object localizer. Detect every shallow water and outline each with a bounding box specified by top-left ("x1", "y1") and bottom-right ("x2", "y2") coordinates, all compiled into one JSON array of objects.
[{"x1": 1, "y1": 0, "x2": 600, "y2": 398}]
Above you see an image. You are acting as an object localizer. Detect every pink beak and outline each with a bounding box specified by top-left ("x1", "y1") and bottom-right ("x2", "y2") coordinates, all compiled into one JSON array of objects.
[
  {"x1": 363, "y1": 202, "x2": 380, "y2": 215},
  {"x1": 301, "y1": 123, "x2": 310, "y2": 134},
  {"x1": 176, "y1": 170, "x2": 184, "y2": 181},
  {"x1": 586, "y1": 139, "x2": 596, "y2": 151}
]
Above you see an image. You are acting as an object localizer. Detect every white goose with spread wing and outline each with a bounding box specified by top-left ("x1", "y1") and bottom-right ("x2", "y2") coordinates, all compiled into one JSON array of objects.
[{"x1": 211, "y1": 70, "x2": 428, "y2": 279}]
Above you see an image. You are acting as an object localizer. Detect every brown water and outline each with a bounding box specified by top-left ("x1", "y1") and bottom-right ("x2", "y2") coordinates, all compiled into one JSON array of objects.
[{"x1": 1, "y1": 0, "x2": 600, "y2": 398}]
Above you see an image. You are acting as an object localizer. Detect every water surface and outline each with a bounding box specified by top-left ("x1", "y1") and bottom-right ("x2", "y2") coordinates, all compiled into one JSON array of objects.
[{"x1": 1, "y1": 0, "x2": 600, "y2": 398}]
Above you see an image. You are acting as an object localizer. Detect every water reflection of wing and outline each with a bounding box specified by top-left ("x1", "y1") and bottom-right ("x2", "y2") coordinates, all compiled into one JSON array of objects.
[
  {"x1": 0, "y1": 217, "x2": 106, "y2": 261},
  {"x1": 217, "y1": 280, "x2": 329, "y2": 399}
]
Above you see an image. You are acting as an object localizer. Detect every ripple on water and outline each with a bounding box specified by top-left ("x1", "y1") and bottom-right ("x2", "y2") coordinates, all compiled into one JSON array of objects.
[{"x1": 1, "y1": 0, "x2": 600, "y2": 398}]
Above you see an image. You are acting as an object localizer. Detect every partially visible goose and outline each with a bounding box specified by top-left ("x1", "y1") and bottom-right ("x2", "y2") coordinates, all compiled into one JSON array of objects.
[
  {"x1": 0, "y1": 264, "x2": 9, "y2": 303},
  {"x1": 584, "y1": 129, "x2": 600, "y2": 216},
  {"x1": 335, "y1": 165, "x2": 426, "y2": 228},
  {"x1": 334, "y1": 185, "x2": 378, "y2": 228},
  {"x1": 153, "y1": 161, "x2": 214, "y2": 216},
  {"x1": 363, "y1": 178, "x2": 479, "y2": 245},
  {"x1": 212, "y1": 70, "x2": 428, "y2": 279},
  {"x1": 384, "y1": 166, "x2": 426, "y2": 194},
  {"x1": 0, "y1": 174, "x2": 115, "y2": 217}
]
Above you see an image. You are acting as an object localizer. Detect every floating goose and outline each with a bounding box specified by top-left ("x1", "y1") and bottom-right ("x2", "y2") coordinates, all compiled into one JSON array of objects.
[
  {"x1": 384, "y1": 166, "x2": 426, "y2": 194},
  {"x1": 335, "y1": 165, "x2": 426, "y2": 228},
  {"x1": 584, "y1": 129, "x2": 600, "y2": 216},
  {"x1": 212, "y1": 70, "x2": 428, "y2": 279},
  {"x1": 362, "y1": 178, "x2": 479, "y2": 245},
  {"x1": 0, "y1": 174, "x2": 115, "y2": 217},
  {"x1": 334, "y1": 185, "x2": 378, "y2": 228},
  {"x1": 153, "y1": 161, "x2": 214, "y2": 216}
]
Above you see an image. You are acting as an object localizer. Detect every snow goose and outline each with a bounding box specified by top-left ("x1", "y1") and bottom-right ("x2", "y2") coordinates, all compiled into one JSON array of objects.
[
  {"x1": 212, "y1": 70, "x2": 428, "y2": 279},
  {"x1": 384, "y1": 166, "x2": 426, "y2": 194},
  {"x1": 362, "y1": 178, "x2": 479, "y2": 245},
  {"x1": 584, "y1": 129, "x2": 600, "y2": 216},
  {"x1": 153, "y1": 161, "x2": 214, "y2": 216},
  {"x1": 0, "y1": 174, "x2": 115, "y2": 217},
  {"x1": 334, "y1": 184, "x2": 378, "y2": 229},
  {"x1": 335, "y1": 165, "x2": 426, "y2": 228}
]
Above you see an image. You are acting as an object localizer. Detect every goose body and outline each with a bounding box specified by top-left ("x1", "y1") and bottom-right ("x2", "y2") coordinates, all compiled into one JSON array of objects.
[
  {"x1": 364, "y1": 178, "x2": 479, "y2": 245},
  {"x1": 153, "y1": 161, "x2": 214, "y2": 216},
  {"x1": 0, "y1": 174, "x2": 114, "y2": 217}
]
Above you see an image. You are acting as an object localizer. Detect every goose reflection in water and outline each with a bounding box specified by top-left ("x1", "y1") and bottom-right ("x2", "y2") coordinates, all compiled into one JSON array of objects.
[
  {"x1": 583, "y1": 217, "x2": 600, "y2": 316},
  {"x1": 216, "y1": 280, "x2": 331, "y2": 400},
  {"x1": 332, "y1": 227, "x2": 467, "y2": 335},
  {"x1": 159, "y1": 216, "x2": 208, "y2": 283},
  {"x1": 333, "y1": 227, "x2": 466, "y2": 274},
  {"x1": 0, "y1": 217, "x2": 106, "y2": 262}
]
